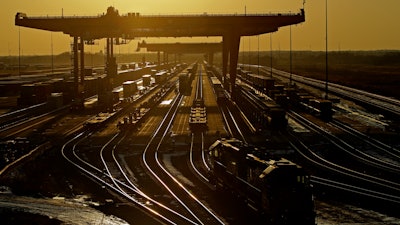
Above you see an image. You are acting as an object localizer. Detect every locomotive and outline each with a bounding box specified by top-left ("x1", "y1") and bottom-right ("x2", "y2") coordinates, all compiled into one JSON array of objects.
[{"x1": 208, "y1": 138, "x2": 315, "y2": 225}]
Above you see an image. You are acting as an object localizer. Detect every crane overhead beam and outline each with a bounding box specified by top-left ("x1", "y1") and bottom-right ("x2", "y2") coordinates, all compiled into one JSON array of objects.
[
  {"x1": 15, "y1": 7, "x2": 305, "y2": 39},
  {"x1": 137, "y1": 41, "x2": 223, "y2": 54}
]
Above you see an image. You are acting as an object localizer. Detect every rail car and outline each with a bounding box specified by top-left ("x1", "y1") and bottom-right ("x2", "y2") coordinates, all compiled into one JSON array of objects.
[
  {"x1": 296, "y1": 98, "x2": 332, "y2": 121},
  {"x1": 178, "y1": 73, "x2": 191, "y2": 95},
  {"x1": 209, "y1": 76, "x2": 226, "y2": 103},
  {"x1": 154, "y1": 70, "x2": 168, "y2": 85},
  {"x1": 14, "y1": 64, "x2": 172, "y2": 108},
  {"x1": 122, "y1": 80, "x2": 138, "y2": 98},
  {"x1": 236, "y1": 86, "x2": 287, "y2": 130},
  {"x1": 237, "y1": 68, "x2": 275, "y2": 93},
  {"x1": 112, "y1": 88, "x2": 123, "y2": 104},
  {"x1": 310, "y1": 99, "x2": 332, "y2": 119},
  {"x1": 117, "y1": 108, "x2": 150, "y2": 130},
  {"x1": 291, "y1": 92, "x2": 333, "y2": 121},
  {"x1": 208, "y1": 138, "x2": 315, "y2": 225},
  {"x1": 185, "y1": 63, "x2": 198, "y2": 76},
  {"x1": 142, "y1": 74, "x2": 152, "y2": 87},
  {"x1": 177, "y1": 63, "x2": 197, "y2": 95}
]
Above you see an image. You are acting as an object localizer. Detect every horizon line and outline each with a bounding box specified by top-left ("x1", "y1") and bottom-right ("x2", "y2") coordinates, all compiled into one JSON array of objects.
[{"x1": 1, "y1": 49, "x2": 400, "y2": 58}]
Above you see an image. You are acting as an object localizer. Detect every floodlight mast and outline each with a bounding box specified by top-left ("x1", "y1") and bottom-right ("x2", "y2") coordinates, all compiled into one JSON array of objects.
[{"x1": 325, "y1": 0, "x2": 329, "y2": 100}]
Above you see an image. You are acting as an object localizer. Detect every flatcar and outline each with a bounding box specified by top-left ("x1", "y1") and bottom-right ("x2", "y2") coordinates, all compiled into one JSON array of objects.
[
  {"x1": 84, "y1": 112, "x2": 116, "y2": 129},
  {"x1": 208, "y1": 138, "x2": 315, "y2": 225}
]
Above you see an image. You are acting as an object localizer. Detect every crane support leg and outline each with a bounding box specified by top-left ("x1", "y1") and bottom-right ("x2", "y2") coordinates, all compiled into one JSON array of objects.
[
  {"x1": 222, "y1": 35, "x2": 230, "y2": 89},
  {"x1": 73, "y1": 36, "x2": 79, "y2": 98},
  {"x1": 229, "y1": 35, "x2": 240, "y2": 99},
  {"x1": 80, "y1": 37, "x2": 85, "y2": 83}
]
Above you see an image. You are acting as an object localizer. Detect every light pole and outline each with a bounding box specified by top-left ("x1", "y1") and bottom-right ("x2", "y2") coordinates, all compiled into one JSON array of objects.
[
  {"x1": 51, "y1": 33, "x2": 54, "y2": 75},
  {"x1": 257, "y1": 35, "x2": 260, "y2": 75},
  {"x1": 248, "y1": 36, "x2": 251, "y2": 70},
  {"x1": 18, "y1": 27, "x2": 21, "y2": 77},
  {"x1": 325, "y1": 0, "x2": 329, "y2": 100},
  {"x1": 290, "y1": 25, "x2": 292, "y2": 86},
  {"x1": 270, "y1": 32, "x2": 273, "y2": 78}
]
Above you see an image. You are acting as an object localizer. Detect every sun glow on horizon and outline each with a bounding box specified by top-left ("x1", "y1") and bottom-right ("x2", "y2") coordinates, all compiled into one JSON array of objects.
[{"x1": 1, "y1": 0, "x2": 400, "y2": 55}]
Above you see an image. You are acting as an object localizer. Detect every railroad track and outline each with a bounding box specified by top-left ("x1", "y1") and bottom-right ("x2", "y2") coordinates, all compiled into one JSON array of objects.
[
  {"x1": 142, "y1": 93, "x2": 224, "y2": 225},
  {"x1": 329, "y1": 119, "x2": 400, "y2": 168},
  {"x1": 0, "y1": 105, "x2": 69, "y2": 139},
  {"x1": 183, "y1": 63, "x2": 261, "y2": 224},
  {"x1": 189, "y1": 133, "x2": 210, "y2": 183},
  {"x1": 219, "y1": 99, "x2": 250, "y2": 142},
  {"x1": 258, "y1": 66, "x2": 400, "y2": 116},
  {"x1": 3, "y1": 63, "x2": 234, "y2": 224},
  {"x1": 62, "y1": 132, "x2": 193, "y2": 225},
  {"x1": 189, "y1": 65, "x2": 211, "y2": 183},
  {"x1": 100, "y1": 132, "x2": 199, "y2": 225},
  {"x1": 287, "y1": 111, "x2": 400, "y2": 202},
  {"x1": 0, "y1": 103, "x2": 47, "y2": 129},
  {"x1": 98, "y1": 63, "x2": 224, "y2": 224},
  {"x1": 311, "y1": 175, "x2": 400, "y2": 205},
  {"x1": 331, "y1": 120, "x2": 400, "y2": 161},
  {"x1": 289, "y1": 111, "x2": 400, "y2": 176},
  {"x1": 61, "y1": 72, "x2": 205, "y2": 224},
  {"x1": 234, "y1": 82, "x2": 400, "y2": 206}
]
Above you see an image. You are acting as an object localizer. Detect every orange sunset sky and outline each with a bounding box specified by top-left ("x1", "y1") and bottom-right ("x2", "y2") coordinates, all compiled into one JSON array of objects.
[{"x1": 1, "y1": 0, "x2": 399, "y2": 55}]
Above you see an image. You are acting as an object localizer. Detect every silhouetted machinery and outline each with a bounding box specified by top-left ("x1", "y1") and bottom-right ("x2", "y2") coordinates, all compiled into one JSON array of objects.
[{"x1": 208, "y1": 138, "x2": 315, "y2": 225}]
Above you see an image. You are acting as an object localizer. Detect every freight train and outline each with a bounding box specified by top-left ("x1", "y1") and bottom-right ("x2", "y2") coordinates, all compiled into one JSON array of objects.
[
  {"x1": 208, "y1": 138, "x2": 315, "y2": 225},
  {"x1": 237, "y1": 67, "x2": 333, "y2": 121},
  {"x1": 16, "y1": 63, "x2": 173, "y2": 108},
  {"x1": 236, "y1": 85, "x2": 288, "y2": 130}
]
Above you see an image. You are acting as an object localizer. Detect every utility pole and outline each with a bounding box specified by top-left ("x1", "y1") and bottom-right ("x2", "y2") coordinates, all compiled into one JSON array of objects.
[
  {"x1": 248, "y1": 36, "x2": 251, "y2": 70},
  {"x1": 18, "y1": 27, "x2": 21, "y2": 77},
  {"x1": 290, "y1": 25, "x2": 292, "y2": 86},
  {"x1": 270, "y1": 33, "x2": 273, "y2": 78},
  {"x1": 257, "y1": 35, "x2": 260, "y2": 75},
  {"x1": 325, "y1": 0, "x2": 329, "y2": 100},
  {"x1": 51, "y1": 33, "x2": 54, "y2": 75}
]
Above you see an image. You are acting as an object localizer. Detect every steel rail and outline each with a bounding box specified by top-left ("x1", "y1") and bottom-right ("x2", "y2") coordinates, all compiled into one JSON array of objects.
[
  {"x1": 100, "y1": 132, "x2": 197, "y2": 225},
  {"x1": 64, "y1": 132, "x2": 190, "y2": 225},
  {"x1": 259, "y1": 66, "x2": 400, "y2": 116},
  {"x1": 311, "y1": 176, "x2": 400, "y2": 204},
  {"x1": 142, "y1": 95, "x2": 205, "y2": 224},
  {"x1": 288, "y1": 111, "x2": 400, "y2": 193},
  {"x1": 62, "y1": 133, "x2": 177, "y2": 225},
  {"x1": 142, "y1": 92, "x2": 225, "y2": 225},
  {"x1": 189, "y1": 133, "x2": 209, "y2": 182},
  {"x1": 201, "y1": 132, "x2": 210, "y2": 171},
  {"x1": 292, "y1": 111, "x2": 400, "y2": 174},
  {"x1": 332, "y1": 120, "x2": 400, "y2": 160}
]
